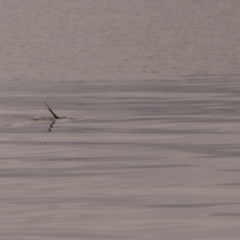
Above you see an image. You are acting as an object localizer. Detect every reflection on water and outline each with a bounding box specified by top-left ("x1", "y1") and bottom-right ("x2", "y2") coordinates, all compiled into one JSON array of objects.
[{"x1": 46, "y1": 120, "x2": 55, "y2": 133}]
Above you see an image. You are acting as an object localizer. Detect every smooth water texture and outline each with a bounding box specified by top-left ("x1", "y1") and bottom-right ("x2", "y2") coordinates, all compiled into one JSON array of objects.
[{"x1": 1, "y1": 1, "x2": 240, "y2": 240}]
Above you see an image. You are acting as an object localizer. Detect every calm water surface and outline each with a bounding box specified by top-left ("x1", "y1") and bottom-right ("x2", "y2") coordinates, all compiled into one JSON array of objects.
[{"x1": 1, "y1": 1, "x2": 240, "y2": 239}]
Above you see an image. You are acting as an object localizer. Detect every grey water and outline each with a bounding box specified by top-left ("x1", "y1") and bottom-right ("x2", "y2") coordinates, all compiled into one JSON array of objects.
[{"x1": 1, "y1": 1, "x2": 240, "y2": 239}]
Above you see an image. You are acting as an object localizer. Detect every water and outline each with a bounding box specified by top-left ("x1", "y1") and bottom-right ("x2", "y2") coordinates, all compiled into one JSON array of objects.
[{"x1": 1, "y1": 1, "x2": 240, "y2": 239}]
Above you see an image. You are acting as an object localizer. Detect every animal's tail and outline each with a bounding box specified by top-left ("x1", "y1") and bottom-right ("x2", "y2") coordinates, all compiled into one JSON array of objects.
[{"x1": 44, "y1": 101, "x2": 59, "y2": 119}]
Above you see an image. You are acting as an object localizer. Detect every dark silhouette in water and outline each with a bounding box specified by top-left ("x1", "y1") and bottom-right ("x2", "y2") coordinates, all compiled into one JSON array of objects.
[
  {"x1": 42, "y1": 101, "x2": 66, "y2": 133},
  {"x1": 44, "y1": 101, "x2": 65, "y2": 119},
  {"x1": 47, "y1": 120, "x2": 55, "y2": 133}
]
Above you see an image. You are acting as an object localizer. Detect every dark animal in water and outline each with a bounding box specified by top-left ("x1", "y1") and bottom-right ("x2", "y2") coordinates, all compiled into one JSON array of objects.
[{"x1": 44, "y1": 101, "x2": 65, "y2": 119}]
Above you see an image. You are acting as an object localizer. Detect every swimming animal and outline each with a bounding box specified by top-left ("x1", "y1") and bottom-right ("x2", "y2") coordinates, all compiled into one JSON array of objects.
[{"x1": 44, "y1": 101, "x2": 65, "y2": 119}]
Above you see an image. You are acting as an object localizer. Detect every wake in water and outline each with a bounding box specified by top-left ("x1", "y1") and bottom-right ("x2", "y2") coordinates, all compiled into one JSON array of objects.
[{"x1": 0, "y1": 101, "x2": 97, "y2": 133}]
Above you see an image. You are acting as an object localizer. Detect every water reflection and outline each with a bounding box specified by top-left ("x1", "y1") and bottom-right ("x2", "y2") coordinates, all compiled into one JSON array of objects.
[
  {"x1": 46, "y1": 120, "x2": 56, "y2": 133},
  {"x1": 35, "y1": 119, "x2": 57, "y2": 133}
]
